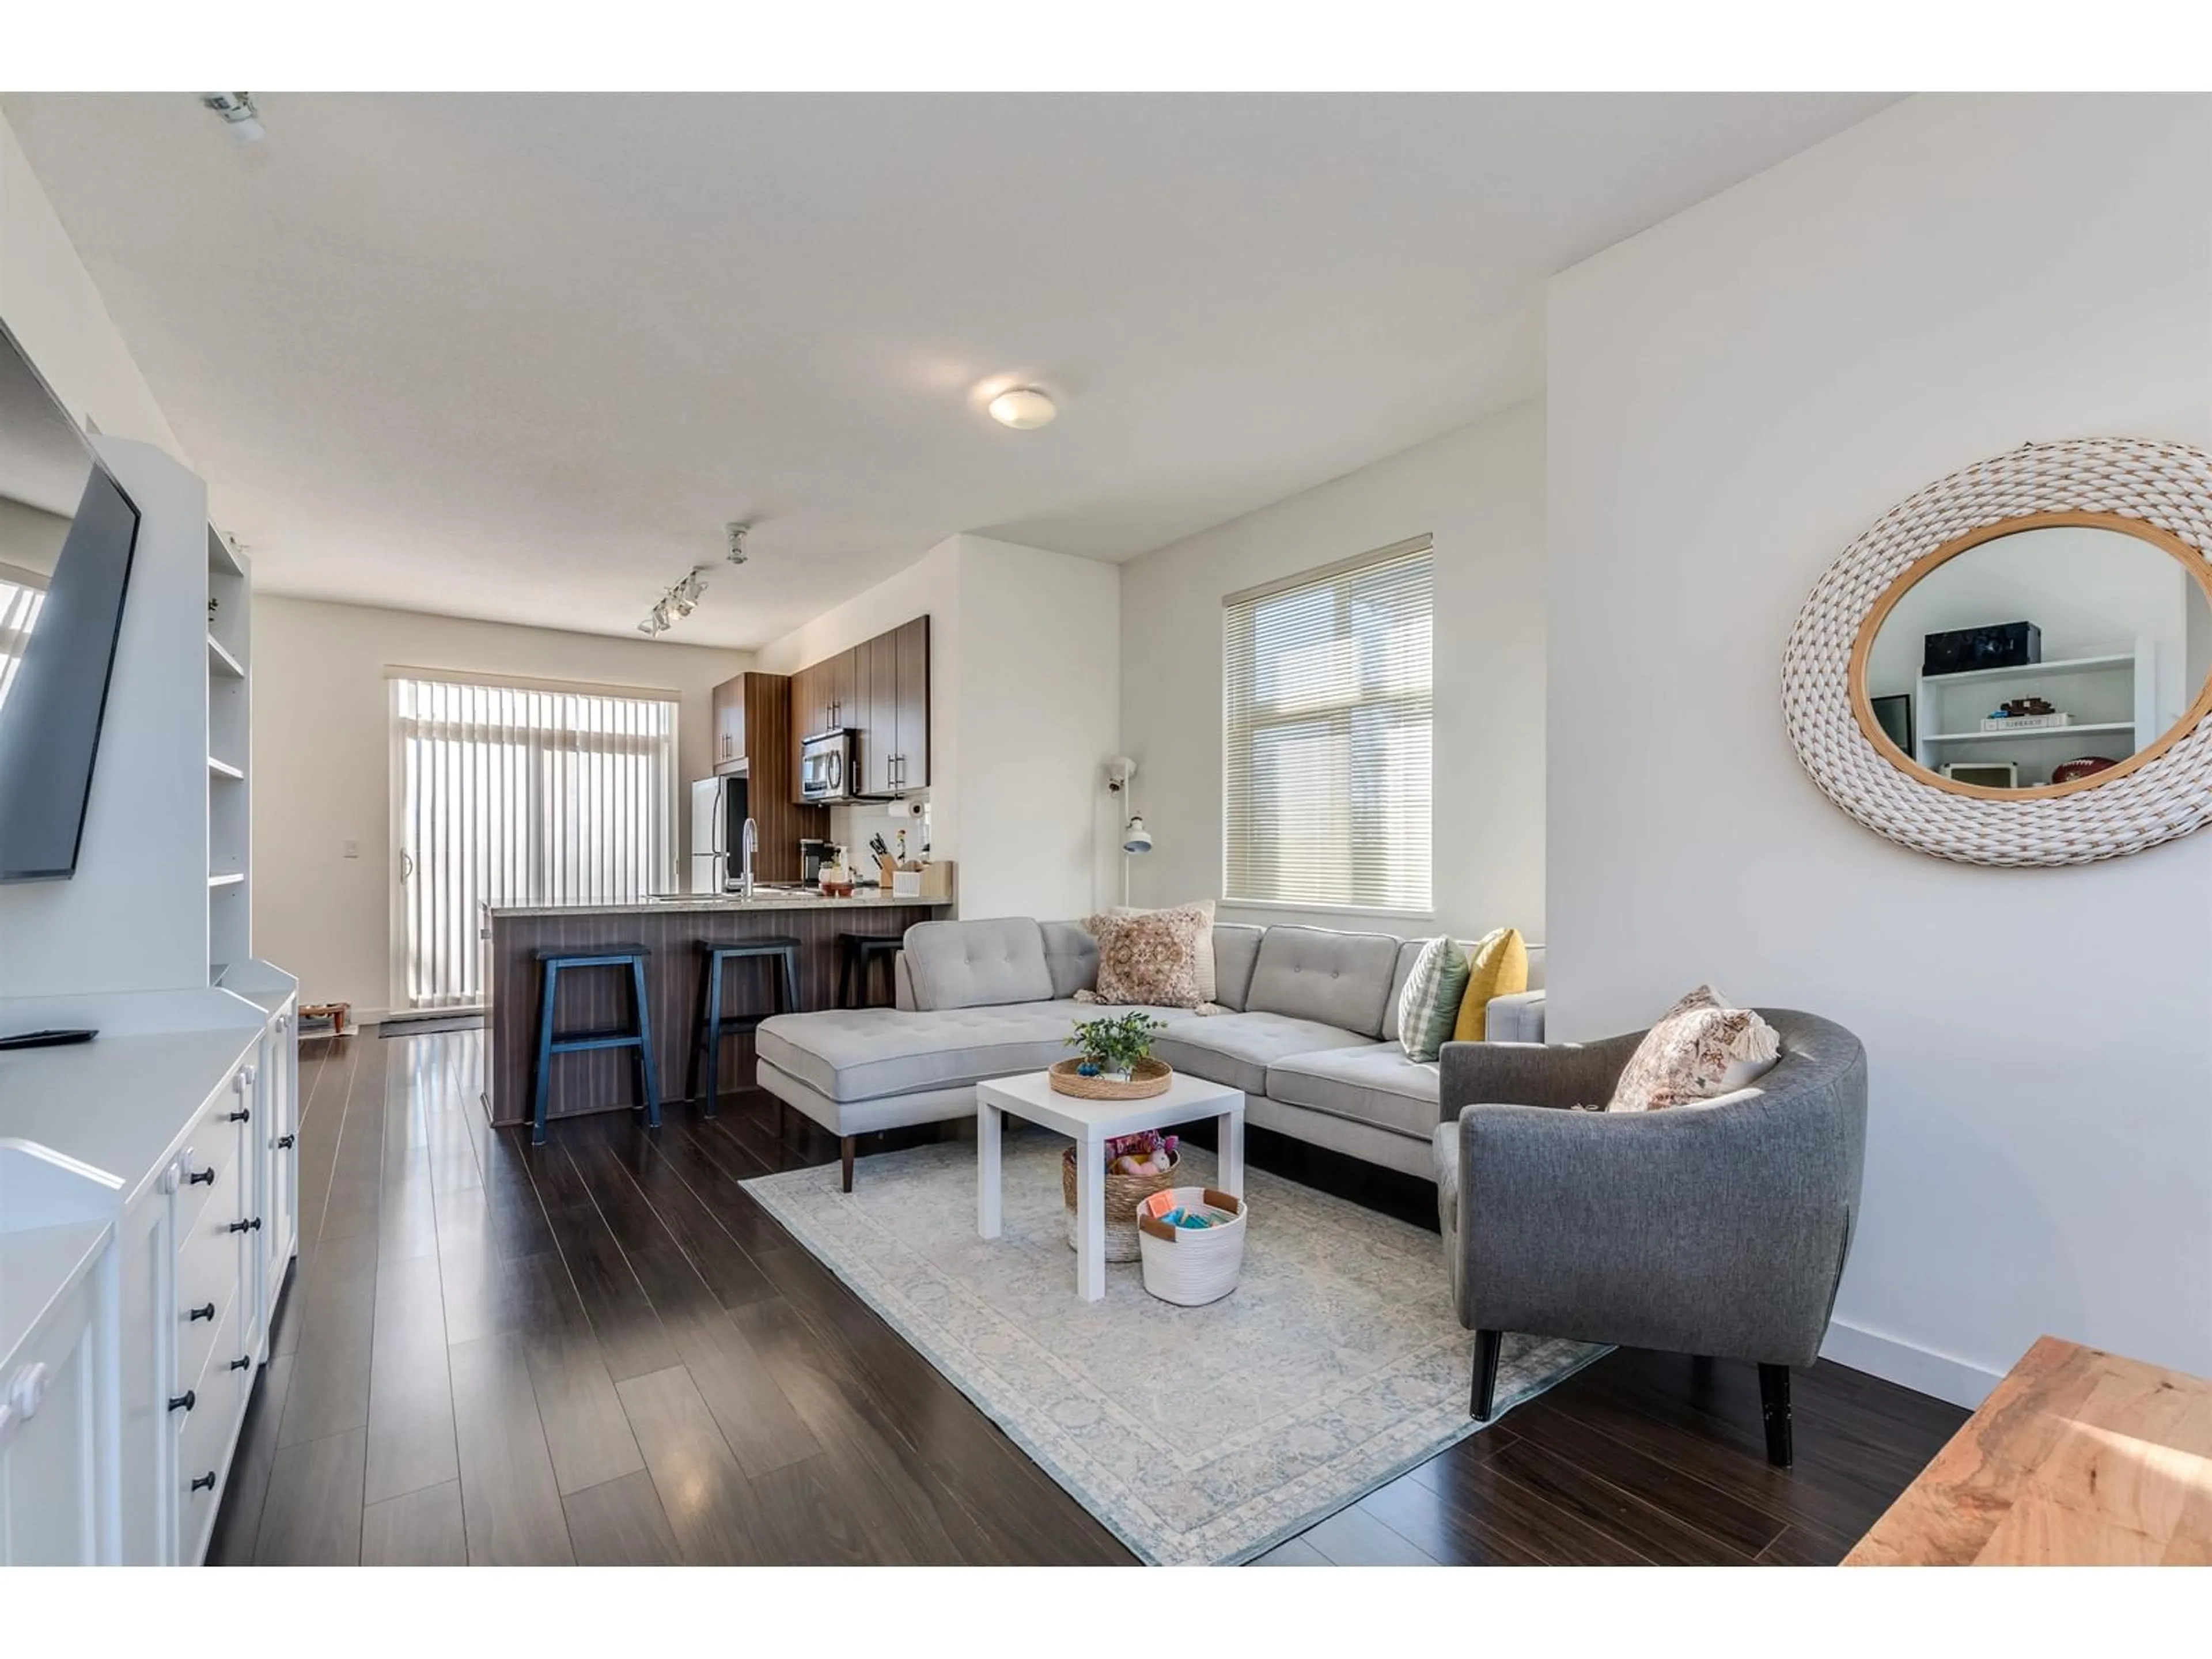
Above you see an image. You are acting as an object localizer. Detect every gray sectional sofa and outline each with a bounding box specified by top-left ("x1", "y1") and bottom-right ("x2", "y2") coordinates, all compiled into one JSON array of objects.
[{"x1": 754, "y1": 915, "x2": 1543, "y2": 1188}]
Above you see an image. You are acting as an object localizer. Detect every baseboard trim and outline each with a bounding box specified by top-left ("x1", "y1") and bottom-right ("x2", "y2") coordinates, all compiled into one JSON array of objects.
[{"x1": 1820, "y1": 1317, "x2": 2004, "y2": 1410}]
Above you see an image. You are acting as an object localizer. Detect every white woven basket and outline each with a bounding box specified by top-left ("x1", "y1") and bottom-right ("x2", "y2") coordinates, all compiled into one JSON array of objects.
[
  {"x1": 1781, "y1": 437, "x2": 2212, "y2": 866},
  {"x1": 1135, "y1": 1187, "x2": 1247, "y2": 1306}
]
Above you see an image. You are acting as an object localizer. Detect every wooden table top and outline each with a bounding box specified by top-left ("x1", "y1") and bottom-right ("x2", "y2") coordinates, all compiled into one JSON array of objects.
[{"x1": 1845, "y1": 1334, "x2": 2212, "y2": 1566}]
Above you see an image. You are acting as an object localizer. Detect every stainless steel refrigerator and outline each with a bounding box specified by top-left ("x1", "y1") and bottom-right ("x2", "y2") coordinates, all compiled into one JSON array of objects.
[{"x1": 688, "y1": 773, "x2": 748, "y2": 893}]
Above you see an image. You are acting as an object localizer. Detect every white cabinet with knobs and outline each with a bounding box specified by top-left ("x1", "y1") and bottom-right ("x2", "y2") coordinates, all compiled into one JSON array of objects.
[{"x1": 0, "y1": 976, "x2": 298, "y2": 1565}]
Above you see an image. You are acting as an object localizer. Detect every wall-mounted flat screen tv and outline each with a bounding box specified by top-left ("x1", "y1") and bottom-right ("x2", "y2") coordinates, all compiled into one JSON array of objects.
[{"x1": 0, "y1": 323, "x2": 141, "y2": 882}]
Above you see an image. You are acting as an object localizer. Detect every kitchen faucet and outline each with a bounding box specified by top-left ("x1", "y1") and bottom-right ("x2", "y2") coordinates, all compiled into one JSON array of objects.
[{"x1": 738, "y1": 816, "x2": 758, "y2": 899}]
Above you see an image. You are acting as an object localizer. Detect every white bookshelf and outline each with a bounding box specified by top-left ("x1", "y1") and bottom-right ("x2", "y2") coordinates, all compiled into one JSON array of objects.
[
  {"x1": 207, "y1": 527, "x2": 251, "y2": 977},
  {"x1": 1914, "y1": 640, "x2": 2155, "y2": 786}
]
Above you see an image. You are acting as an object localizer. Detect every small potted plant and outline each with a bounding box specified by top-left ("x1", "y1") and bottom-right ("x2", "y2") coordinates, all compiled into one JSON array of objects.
[{"x1": 1066, "y1": 1010, "x2": 1165, "y2": 1082}]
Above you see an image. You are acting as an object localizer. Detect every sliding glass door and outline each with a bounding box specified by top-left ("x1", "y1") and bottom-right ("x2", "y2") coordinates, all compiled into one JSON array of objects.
[{"x1": 391, "y1": 675, "x2": 678, "y2": 1011}]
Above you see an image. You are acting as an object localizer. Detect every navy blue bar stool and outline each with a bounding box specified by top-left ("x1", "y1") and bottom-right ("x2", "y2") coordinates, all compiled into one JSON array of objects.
[
  {"x1": 836, "y1": 933, "x2": 904, "y2": 1009},
  {"x1": 531, "y1": 944, "x2": 660, "y2": 1147},
  {"x1": 690, "y1": 937, "x2": 801, "y2": 1117}
]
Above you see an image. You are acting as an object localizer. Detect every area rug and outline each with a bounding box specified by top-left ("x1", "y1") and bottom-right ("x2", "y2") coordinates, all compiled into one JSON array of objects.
[{"x1": 741, "y1": 1129, "x2": 1606, "y2": 1565}]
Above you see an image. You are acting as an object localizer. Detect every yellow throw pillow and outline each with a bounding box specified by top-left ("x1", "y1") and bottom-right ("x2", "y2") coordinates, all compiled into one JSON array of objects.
[{"x1": 1450, "y1": 927, "x2": 1529, "y2": 1042}]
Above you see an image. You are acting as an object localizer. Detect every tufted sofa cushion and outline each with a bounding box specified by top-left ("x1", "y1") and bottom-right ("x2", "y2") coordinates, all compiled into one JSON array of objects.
[
  {"x1": 1040, "y1": 920, "x2": 1099, "y2": 1000},
  {"x1": 1211, "y1": 924, "x2": 1264, "y2": 1010},
  {"x1": 1266, "y1": 1044, "x2": 1443, "y2": 1141},
  {"x1": 900, "y1": 917, "x2": 1054, "y2": 1010},
  {"x1": 757, "y1": 1001, "x2": 1168, "y2": 1103},
  {"x1": 1150, "y1": 1012, "x2": 1380, "y2": 1096},
  {"x1": 1243, "y1": 925, "x2": 1401, "y2": 1037}
]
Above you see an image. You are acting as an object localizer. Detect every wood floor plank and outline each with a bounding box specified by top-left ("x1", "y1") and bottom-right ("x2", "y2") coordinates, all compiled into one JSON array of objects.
[
  {"x1": 365, "y1": 1251, "x2": 459, "y2": 1505},
  {"x1": 539, "y1": 1201, "x2": 681, "y2": 1382},
  {"x1": 205, "y1": 1353, "x2": 293, "y2": 1566},
  {"x1": 1302, "y1": 1502, "x2": 1442, "y2": 1566},
  {"x1": 1360, "y1": 1452, "x2": 1635, "y2": 1566},
  {"x1": 1480, "y1": 1434, "x2": 1756, "y2": 1566},
  {"x1": 361, "y1": 1480, "x2": 467, "y2": 1566},
  {"x1": 563, "y1": 1468, "x2": 683, "y2": 1566},
  {"x1": 1253, "y1": 1535, "x2": 1331, "y2": 1566},
  {"x1": 623, "y1": 1245, "x2": 819, "y2": 1480},
  {"x1": 510, "y1": 1253, "x2": 647, "y2": 1496},
  {"x1": 448, "y1": 1331, "x2": 575, "y2": 1565},
  {"x1": 276, "y1": 1229, "x2": 378, "y2": 1448},
  {"x1": 255, "y1": 1427, "x2": 368, "y2": 1565},
  {"x1": 614, "y1": 1365, "x2": 763, "y2": 1565}
]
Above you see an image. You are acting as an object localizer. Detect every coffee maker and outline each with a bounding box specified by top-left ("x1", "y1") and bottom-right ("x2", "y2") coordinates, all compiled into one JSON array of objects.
[{"x1": 799, "y1": 838, "x2": 831, "y2": 888}]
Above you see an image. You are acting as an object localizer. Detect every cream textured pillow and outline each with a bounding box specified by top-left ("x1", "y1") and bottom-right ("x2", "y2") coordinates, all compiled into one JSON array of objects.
[
  {"x1": 1080, "y1": 907, "x2": 1207, "y2": 1009},
  {"x1": 1607, "y1": 986, "x2": 1781, "y2": 1112},
  {"x1": 1107, "y1": 901, "x2": 1217, "y2": 1003}
]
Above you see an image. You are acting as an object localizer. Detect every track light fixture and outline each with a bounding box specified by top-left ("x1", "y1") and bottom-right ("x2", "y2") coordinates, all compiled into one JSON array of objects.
[
  {"x1": 638, "y1": 566, "x2": 711, "y2": 638},
  {"x1": 200, "y1": 92, "x2": 265, "y2": 143}
]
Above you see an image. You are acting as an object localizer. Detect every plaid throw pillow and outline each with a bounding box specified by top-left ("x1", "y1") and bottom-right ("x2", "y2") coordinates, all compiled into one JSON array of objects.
[{"x1": 1397, "y1": 935, "x2": 1472, "y2": 1062}]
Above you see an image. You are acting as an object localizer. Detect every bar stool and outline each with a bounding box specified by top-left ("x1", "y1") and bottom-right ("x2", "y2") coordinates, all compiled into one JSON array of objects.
[
  {"x1": 690, "y1": 937, "x2": 801, "y2": 1117},
  {"x1": 531, "y1": 944, "x2": 660, "y2": 1147},
  {"x1": 836, "y1": 933, "x2": 904, "y2": 1010}
]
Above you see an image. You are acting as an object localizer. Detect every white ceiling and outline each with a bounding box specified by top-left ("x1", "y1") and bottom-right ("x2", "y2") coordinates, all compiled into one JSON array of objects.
[{"x1": 1, "y1": 92, "x2": 1896, "y2": 648}]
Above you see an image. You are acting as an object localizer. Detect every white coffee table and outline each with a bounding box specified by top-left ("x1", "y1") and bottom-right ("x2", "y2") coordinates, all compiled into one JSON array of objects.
[{"x1": 975, "y1": 1069, "x2": 1245, "y2": 1302}]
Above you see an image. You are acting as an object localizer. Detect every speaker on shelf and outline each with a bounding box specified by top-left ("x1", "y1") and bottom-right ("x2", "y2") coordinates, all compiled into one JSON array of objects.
[{"x1": 1924, "y1": 620, "x2": 2040, "y2": 677}]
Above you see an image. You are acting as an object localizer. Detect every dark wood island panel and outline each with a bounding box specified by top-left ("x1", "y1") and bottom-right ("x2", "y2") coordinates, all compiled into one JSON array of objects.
[{"x1": 485, "y1": 903, "x2": 945, "y2": 1126}]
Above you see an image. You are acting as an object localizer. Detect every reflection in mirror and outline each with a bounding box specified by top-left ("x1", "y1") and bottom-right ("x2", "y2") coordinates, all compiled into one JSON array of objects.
[{"x1": 1863, "y1": 522, "x2": 2212, "y2": 791}]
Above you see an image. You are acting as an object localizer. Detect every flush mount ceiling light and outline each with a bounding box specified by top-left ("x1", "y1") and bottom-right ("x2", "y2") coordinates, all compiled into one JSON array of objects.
[
  {"x1": 986, "y1": 387, "x2": 1058, "y2": 430},
  {"x1": 725, "y1": 522, "x2": 749, "y2": 565},
  {"x1": 639, "y1": 566, "x2": 710, "y2": 638},
  {"x1": 199, "y1": 92, "x2": 265, "y2": 143}
]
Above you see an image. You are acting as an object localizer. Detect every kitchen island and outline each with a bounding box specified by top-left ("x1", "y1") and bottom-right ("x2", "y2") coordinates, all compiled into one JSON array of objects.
[{"x1": 484, "y1": 892, "x2": 950, "y2": 1127}]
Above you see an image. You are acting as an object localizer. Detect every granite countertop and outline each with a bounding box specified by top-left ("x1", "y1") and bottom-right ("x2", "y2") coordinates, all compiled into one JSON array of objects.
[{"x1": 489, "y1": 892, "x2": 953, "y2": 919}]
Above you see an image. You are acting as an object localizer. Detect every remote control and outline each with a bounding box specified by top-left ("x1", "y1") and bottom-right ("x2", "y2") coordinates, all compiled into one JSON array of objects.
[{"x1": 0, "y1": 1028, "x2": 98, "y2": 1050}]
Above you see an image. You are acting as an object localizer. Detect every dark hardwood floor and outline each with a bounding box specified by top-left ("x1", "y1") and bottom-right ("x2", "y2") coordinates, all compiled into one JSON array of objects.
[{"x1": 211, "y1": 1028, "x2": 1966, "y2": 1566}]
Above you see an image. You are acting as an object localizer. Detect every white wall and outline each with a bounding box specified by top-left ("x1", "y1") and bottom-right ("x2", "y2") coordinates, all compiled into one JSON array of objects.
[
  {"x1": 953, "y1": 535, "x2": 1121, "y2": 920},
  {"x1": 0, "y1": 110, "x2": 183, "y2": 460},
  {"x1": 1547, "y1": 92, "x2": 2212, "y2": 1404},
  {"x1": 1118, "y1": 401, "x2": 1547, "y2": 944},
  {"x1": 756, "y1": 532, "x2": 1120, "y2": 922},
  {"x1": 253, "y1": 596, "x2": 747, "y2": 1015}
]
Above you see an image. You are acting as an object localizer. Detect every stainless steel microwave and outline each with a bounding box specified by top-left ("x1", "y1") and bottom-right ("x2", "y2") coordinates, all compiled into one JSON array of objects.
[{"x1": 798, "y1": 728, "x2": 857, "y2": 802}]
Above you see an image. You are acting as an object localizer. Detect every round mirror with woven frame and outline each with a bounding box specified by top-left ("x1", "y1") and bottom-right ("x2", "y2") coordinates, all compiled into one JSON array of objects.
[{"x1": 1783, "y1": 438, "x2": 2212, "y2": 866}]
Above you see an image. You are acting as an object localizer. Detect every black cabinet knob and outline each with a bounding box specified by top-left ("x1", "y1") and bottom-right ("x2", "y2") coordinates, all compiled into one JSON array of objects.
[
  {"x1": 225, "y1": 1108, "x2": 250, "y2": 1123},
  {"x1": 187, "y1": 1168, "x2": 215, "y2": 1185},
  {"x1": 227, "y1": 1217, "x2": 263, "y2": 1234},
  {"x1": 191, "y1": 1471, "x2": 217, "y2": 1493},
  {"x1": 277, "y1": 1134, "x2": 296, "y2": 1149},
  {"x1": 168, "y1": 1389, "x2": 196, "y2": 1413},
  {"x1": 188, "y1": 1302, "x2": 215, "y2": 1322},
  {"x1": 228, "y1": 1355, "x2": 252, "y2": 1372}
]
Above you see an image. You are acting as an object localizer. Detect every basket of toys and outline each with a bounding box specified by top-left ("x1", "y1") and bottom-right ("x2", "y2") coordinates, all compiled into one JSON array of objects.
[
  {"x1": 1062, "y1": 1130, "x2": 1179, "y2": 1262},
  {"x1": 1135, "y1": 1187, "x2": 1248, "y2": 1306}
]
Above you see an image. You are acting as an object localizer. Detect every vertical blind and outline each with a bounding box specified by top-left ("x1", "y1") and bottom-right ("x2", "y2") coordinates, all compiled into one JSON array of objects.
[
  {"x1": 0, "y1": 576, "x2": 43, "y2": 716},
  {"x1": 392, "y1": 675, "x2": 679, "y2": 1010},
  {"x1": 1222, "y1": 536, "x2": 1434, "y2": 911}
]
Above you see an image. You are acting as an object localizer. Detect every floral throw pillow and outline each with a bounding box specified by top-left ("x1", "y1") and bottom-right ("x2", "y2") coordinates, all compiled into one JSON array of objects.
[
  {"x1": 1078, "y1": 908, "x2": 1207, "y2": 1010},
  {"x1": 1606, "y1": 986, "x2": 1782, "y2": 1112},
  {"x1": 1106, "y1": 900, "x2": 1217, "y2": 1002}
]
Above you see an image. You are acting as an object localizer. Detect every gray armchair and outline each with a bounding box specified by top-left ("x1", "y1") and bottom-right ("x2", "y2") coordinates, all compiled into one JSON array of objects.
[{"x1": 1435, "y1": 1009, "x2": 1866, "y2": 1467}]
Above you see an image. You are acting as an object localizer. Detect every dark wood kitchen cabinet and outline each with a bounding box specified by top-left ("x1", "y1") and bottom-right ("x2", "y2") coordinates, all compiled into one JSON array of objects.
[
  {"x1": 708, "y1": 671, "x2": 823, "y2": 876},
  {"x1": 786, "y1": 615, "x2": 930, "y2": 801},
  {"x1": 893, "y1": 614, "x2": 930, "y2": 790},
  {"x1": 712, "y1": 675, "x2": 746, "y2": 773}
]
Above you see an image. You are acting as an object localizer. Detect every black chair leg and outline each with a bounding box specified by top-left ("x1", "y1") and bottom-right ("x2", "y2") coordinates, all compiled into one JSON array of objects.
[
  {"x1": 840, "y1": 1135, "x2": 856, "y2": 1193},
  {"x1": 1758, "y1": 1363, "x2": 1793, "y2": 1468},
  {"x1": 1471, "y1": 1329, "x2": 1503, "y2": 1421}
]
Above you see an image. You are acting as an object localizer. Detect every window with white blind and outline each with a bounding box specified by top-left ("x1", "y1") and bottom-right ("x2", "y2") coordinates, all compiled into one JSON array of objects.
[
  {"x1": 1222, "y1": 536, "x2": 1433, "y2": 912},
  {"x1": 0, "y1": 570, "x2": 45, "y2": 717},
  {"x1": 391, "y1": 673, "x2": 679, "y2": 1010}
]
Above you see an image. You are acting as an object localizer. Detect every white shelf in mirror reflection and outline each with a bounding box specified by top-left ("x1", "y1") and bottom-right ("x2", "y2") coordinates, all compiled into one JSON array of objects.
[
  {"x1": 1921, "y1": 651, "x2": 2135, "y2": 688},
  {"x1": 1923, "y1": 721, "x2": 2136, "y2": 744}
]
